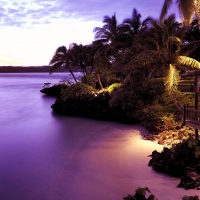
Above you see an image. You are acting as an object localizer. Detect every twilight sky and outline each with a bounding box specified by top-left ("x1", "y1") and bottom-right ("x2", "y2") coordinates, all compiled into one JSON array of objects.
[{"x1": 0, "y1": 0, "x2": 178, "y2": 66}]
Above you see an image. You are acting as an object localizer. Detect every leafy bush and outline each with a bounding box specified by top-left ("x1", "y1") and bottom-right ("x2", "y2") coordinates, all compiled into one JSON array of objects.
[
  {"x1": 60, "y1": 82, "x2": 95, "y2": 101},
  {"x1": 81, "y1": 73, "x2": 96, "y2": 88},
  {"x1": 137, "y1": 109, "x2": 165, "y2": 134},
  {"x1": 107, "y1": 83, "x2": 121, "y2": 94},
  {"x1": 108, "y1": 78, "x2": 166, "y2": 125},
  {"x1": 52, "y1": 75, "x2": 191, "y2": 133}
]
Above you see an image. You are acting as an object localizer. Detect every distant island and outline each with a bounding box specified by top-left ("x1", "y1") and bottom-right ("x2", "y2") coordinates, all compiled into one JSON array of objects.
[{"x1": 0, "y1": 66, "x2": 68, "y2": 73}]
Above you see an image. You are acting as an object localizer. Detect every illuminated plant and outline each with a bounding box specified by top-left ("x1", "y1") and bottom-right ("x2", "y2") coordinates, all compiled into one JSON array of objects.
[{"x1": 133, "y1": 14, "x2": 200, "y2": 110}]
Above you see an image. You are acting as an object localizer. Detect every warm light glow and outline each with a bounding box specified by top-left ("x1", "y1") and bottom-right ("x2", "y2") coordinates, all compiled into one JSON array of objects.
[{"x1": 165, "y1": 64, "x2": 180, "y2": 94}]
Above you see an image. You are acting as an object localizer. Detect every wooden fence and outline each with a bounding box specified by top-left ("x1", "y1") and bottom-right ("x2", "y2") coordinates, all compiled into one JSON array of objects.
[
  {"x1": 181, "y1": 106, "x2": 200, "y2": 139},
  {"x1": 181, "y1": 106, "x2": 200, "y2": 123}
]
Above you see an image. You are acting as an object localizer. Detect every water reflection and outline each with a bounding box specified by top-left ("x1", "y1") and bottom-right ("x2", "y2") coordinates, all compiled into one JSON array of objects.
[{"x1": 0, "y1": 73, "x2": 197, "y2": 200}]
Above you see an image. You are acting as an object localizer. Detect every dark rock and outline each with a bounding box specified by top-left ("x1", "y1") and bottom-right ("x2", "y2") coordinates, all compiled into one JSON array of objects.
[
  {"x1": 178, "y1": 175, "x2": 196, "y2": 190},
  {"x1": 152, "y1": 162, "x2": 164, "y2": 171},
  {"x1": 195, "y1": 177, "x2": 200, "y2": 190},
  {"x1": 40, "y1": 85, "x2": 68, "y2": 97},
  {"x1": 148, "y1": 147, "x2": 186, "y2": 177}
]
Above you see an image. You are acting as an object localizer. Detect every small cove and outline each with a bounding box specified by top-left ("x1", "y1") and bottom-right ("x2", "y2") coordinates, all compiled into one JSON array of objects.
[{"x1": 0, "y1": 73, "x2": 198, "y2": 200}]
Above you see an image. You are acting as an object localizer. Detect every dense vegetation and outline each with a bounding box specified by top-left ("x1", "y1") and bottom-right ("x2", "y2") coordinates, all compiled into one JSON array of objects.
[
  {"x1": 48, "y1": 4, "x2": 200, "y2": 126},
  {"x1": 0, "y1": 66, "x2": 68, "y2": 73},
  {"x1": 41, "y1": 1, "x2": 200, "y2": 197}
]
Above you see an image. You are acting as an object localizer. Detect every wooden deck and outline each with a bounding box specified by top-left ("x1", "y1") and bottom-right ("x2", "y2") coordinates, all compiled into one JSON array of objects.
[{"x1": 181, "y1": 106, "x2": 200, "y2": 139}]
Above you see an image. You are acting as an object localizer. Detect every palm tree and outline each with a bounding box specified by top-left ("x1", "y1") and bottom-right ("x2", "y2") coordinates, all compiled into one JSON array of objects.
[
  {"x1": 94, "y1": 13, "x2": 119, "y2": 44},
  {"x1": 93, "y1": 13, "x2": 122, "y2": 57},
  {"x1": 184, "y1": 18, "x2": 200, "y2": 61},
  {"x1": 133, "y1": 14, "x2": 200, "y2": 109},
  {"x1": 111, "y1": 8, "x2": 153, "y2": 77},
  {"x1": 88, "y1": 40, "x2": 112, "y2": 90},
  {"x1": 121, "y1": 8, "x2": 153, "y2": 39},
  {"x1": 93, "y1": 14, "x2": 122, "y2": 88},
  {"x1": 68, "y1": 43, "x2": 94, "y2": 75},
  {"x1": 160, "y1": 0, "x2": 200, "y2": 26},
  {"x1": 49, "y1": 46, "x2": 78, "y2": 83}
]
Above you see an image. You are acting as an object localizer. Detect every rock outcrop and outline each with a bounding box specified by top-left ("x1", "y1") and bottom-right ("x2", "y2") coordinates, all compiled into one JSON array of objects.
[{"x1": 148, "y1": 136, "x2": 200, "y2": 190}]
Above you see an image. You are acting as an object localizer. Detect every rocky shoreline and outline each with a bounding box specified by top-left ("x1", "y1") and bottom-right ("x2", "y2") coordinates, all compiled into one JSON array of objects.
[
  {"x1": 143, "y1": 126, "x2": 194, "y2": 147},
  {"x1": 145, "y1": 127, "x2": 200, "y2": 190},
  {"x1": 40, "y1": 85, "x2": 200, "y2": 191}
]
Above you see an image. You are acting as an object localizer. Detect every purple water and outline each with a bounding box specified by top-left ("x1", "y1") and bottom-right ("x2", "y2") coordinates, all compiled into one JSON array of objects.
[{"x1": 0, "y1": 73, "x2": 197, "y2": 200}]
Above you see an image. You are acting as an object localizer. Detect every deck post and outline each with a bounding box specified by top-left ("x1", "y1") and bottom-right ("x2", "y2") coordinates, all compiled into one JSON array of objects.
[
  {"x1": 182, "y1": 105, "x2": 186, "y2": 126},
  {"x1": 195, "y1": 77, "x2": 199, "y2": 139}
]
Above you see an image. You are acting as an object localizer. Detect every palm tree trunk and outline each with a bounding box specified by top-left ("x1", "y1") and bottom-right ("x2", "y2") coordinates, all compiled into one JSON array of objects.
[
  {"x1": 194, "y1": 0, "x2": 200, "y2": 30},
  {"x1": 97, "y1": 73, "x2": 104, "y2": 90},
  {"x1": 68, "y1": 66, "x2": 77, "y2": 83},
  {"x1": 172, "y1": 92, "x2": 181, "y2": 110}
]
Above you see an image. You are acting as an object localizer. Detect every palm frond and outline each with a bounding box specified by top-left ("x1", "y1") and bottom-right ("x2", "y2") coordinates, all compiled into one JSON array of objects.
[
  {"x1": 160, "y1": 0, "x2": 173, "y2": 22},
  {"x1": 49, "y1": 61, "x2": 65, "y2": 74},
  {"x1": 176, "y1": 0, "x2": 195, "y2": 24},
  {"x1": 161, "y1": 24, "x2": 170, "y2": 45},
  {"x1": 165, "y1": 64, "x2": 180, "y2": 95},
  {"x1": 176, "y1": 56, "x2": 200, "y2": 68},
  {"x1": 134, "y1": 36, "x2": 160, "y2": 52},
  {"x1": 180, "y1": 40, "x2": 200, "y2": 56},
  {"x1": 132, "y1": 50, "x2": 162, "y2": 68},
  {"x1": 141, "y1": 17, "x2": 153, "y2": 28},
  {"x1": 147, "y1": 65, "x2": 163, "y2": 79}
]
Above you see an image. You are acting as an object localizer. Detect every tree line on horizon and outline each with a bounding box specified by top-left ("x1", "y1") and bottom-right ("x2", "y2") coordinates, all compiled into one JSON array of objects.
[
  {"x1": 0, "y1": 66, "x2": 68, "y2": 73},
  {"x1": 49, "y1": 0, "x2": 200, "y2": 110}
]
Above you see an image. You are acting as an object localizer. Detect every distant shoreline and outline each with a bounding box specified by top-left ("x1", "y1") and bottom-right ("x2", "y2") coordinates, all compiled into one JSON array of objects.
[{"x1": 0, "y1": 66, "x2": 69, "y2": 73}]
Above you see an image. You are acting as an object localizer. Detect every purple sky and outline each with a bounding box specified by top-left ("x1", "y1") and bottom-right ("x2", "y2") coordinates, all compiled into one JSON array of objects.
[{"x1": 0, "y1": 0, "x2": 178, "y2": 66}]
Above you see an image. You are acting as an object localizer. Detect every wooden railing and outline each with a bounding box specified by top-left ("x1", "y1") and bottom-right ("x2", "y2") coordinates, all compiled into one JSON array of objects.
[
  {"x1": 181, "y1": 106, "x2": 200, "y2": 139},
  {"x1": 181, "y1": 106, "x2": 200, "y2": 124}
]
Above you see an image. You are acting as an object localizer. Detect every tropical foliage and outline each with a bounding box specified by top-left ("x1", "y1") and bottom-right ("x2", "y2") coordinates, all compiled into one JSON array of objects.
[
  {"x1": 49, "y1": 5, "x2": 200, "y2": 132},
  {"x1": 159, "y1": 0, "x2": 200, "y2": 25},
  {"x1": 131, "y1": 14, "x2": 200, "y2": 109}
]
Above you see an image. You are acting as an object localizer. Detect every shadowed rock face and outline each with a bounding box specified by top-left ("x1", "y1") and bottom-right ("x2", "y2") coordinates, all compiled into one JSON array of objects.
[
  {"x1": 148, "y1": 139, "x2": 200, "y2": 190},
  {"x1": 40, "y1": 85, "x2": 67, "y2": 97}
]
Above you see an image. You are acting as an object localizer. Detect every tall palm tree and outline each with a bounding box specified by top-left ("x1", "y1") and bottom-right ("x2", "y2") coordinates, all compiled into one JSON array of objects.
[
  {"x1": 93, "y1": 14, "x2": 122, "y2": 87},
  {"x1": 49, "y1": 46, "x2": 77, "y2": 83},
  {"x1": 109, "y1": 8, "x2": 153, "y2": 54},
  {"x1": 88, "y1": 40, "x2": 112, "y2": 90},
  {"x1": 68, "y1": 43, "x2": 93, "y2": 75},
  {"x1": 121, "y1": 8, "x2": 153, "y2": 37},
  {"x1": 160, "y1": 0, "x2": 200, "y2": 26},
  {"x1": 93, "y1": 13, "x2": 122, "y2": 57},
  {"x1": 94, "y1": 13, "x2": 119, "y2": 44},
  {"x1": 133, "y1": 14, "x2": 200, "y2": 109}
]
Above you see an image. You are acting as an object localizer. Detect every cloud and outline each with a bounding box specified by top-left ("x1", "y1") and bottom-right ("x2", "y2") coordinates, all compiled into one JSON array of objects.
[
  {"x1": 0, "y1": 0, "x2": 180, "y2": 66},
  {"x1": 0, "y1": 0, "x2": 169, "y2": 28}
]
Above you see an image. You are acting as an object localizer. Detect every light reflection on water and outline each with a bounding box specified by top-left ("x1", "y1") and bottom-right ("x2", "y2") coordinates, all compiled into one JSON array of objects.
[{"x1": 0, "y1": 73, "x2": 195, "y2": 200}]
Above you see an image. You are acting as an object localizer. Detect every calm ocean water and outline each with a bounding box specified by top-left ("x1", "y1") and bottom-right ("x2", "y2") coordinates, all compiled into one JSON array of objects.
[
  {"x1": 0, "y1": 73, "x2": 195, "y2": 200},
  {"x1": 0, "y1": 72, "x2": 141, "y2": 200}
]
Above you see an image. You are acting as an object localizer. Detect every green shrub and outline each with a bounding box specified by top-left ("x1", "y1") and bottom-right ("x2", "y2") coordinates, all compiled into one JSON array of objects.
[
  {"x1": 60, "y1": 82, "x2": 95, "y2": 101},
  {"x1": 108, "y1": 78, "x2": 166, "y2": 124},
  {"x1": 108, "y1": 84, "x2": 141, "y2": 122},
  {"x1": 136, "y1": 109, "x2": 164, "y2": 134},
  {"x1": 107, "y1": 83, "x2": 121, "y2": 94},
  {"x1": 81, "y1": 73, "x2": 96, "y2": 88}
]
